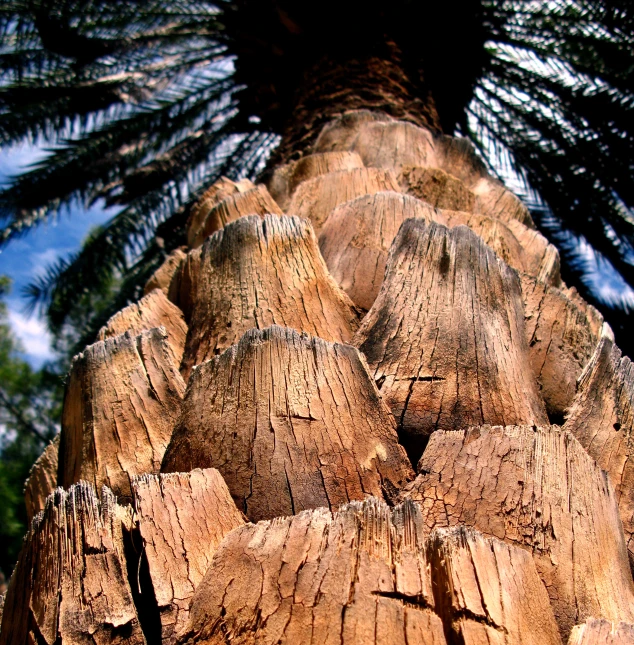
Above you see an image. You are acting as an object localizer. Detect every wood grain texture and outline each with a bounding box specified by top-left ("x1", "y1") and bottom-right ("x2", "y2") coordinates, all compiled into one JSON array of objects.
[
  {"x1": 434, "y1": 135, "x2": 535, "y2": 229},
  {"x1": 564, "y1": 325, "x2": 634, "y2": 570},
  {"x1": 144, "y1": 247, "x2": 187, "y2": 297},
  {"x1": 398, "y1": 424, "x2": 634, "y2": 638},
  {"x1": 312, "y1": 109, "x2": 393, "y2": 153},
  {"x1": 400, "y1": 166, "x2": 474, "y2": 212},
  {"x1": 341, "y1": 120, "x2": 439, "y2": 170},
  {"x1": 163, "y1": 326, "x2": 414, "y2": 522},
  {"x1": 193, "y1": 184, "x2": 283, "y2": 248},
  {"x1": 131, "y1": 469, "x2": 245, "y2": 644},
  {"x1": 0, "y1": 483, "x2": 144, "y2": 645},
  {"x1": 179, "y1": 214, "x2": 360, "y2": 377},
  {"x1": 269, "y1": 151, "x2": 364, "y2": 209},
  {"x1": 318, "y1": 191, "x2": 444, "y2": 310},
  {"x1": 521, "y1": 275, "x2": 603, "y2": 419},
  {"x1": 58, "y1": 327, "x2": 186, "y2": 502},
  {"x1": 569, "y1": 619, "x2": 634, "y2": 645},
  {"x1": 177, "y1": 498, "x2": 561, "y2": 645},
  {"x1": 97, "y1": 288, "x2": 188, "y2": 366},
  {"x1": 187, "y1": 177, "x2": 255, "y2": 248},
  {"x1": 444, "y1": 210, "x2": 560, "y2": 286},
  {"x1": 287, "y1": 167, "x2": 400, "y2": 233},
  {"x1": 353, "y1": 219, "x2": 547, "y2": 453},
  {"x1": 24, "y1": 434, "x2": 59, "y2": 522}
]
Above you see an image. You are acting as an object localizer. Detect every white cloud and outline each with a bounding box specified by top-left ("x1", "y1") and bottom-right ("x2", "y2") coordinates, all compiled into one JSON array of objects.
[{"x1": 8, "y1": 308, "x2": 55, "y2": 366}]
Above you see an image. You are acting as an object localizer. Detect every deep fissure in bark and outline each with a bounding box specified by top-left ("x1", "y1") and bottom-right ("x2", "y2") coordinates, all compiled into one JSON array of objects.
[
  {"x1": 122, "y1": 523, "x2": 163, "y2": 645},
  {"x1": 264, "y1": 41, "x2": 440, "y2": 170}
]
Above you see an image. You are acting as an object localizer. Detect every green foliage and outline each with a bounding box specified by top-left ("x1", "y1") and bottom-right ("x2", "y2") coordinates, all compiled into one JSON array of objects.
[
  {"x1": 0, "y1": 276, "x2": 62, "y2": 579},
  {"x1": 0, "y1": 0, "x2": 632, "y2": 350}
]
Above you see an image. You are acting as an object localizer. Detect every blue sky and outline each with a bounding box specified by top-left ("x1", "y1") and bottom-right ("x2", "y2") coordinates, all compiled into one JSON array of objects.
[{"x1": 0, "y1": 145, "x2": 114, "y2": 367}]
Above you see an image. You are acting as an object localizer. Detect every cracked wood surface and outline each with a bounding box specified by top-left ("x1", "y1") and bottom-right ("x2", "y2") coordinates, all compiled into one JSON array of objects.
[
  {"x1": 176, "y1": 497, "x2": 561, "y2": 645},
  {"x1": 193, "y1": 184, "x2": 283, "y2": 248},
  {"x1": 131, "y1": 469, "x2": 245, "y2": 644},
  {"x1": 0, "y1": 483, "x2": 144, "y2": 645},
  {"x1": 353, "y1": 219, "x2": 547, "y2": 452},
  {"x1": 58, "y1": 327, "x2": 186, "y2": 502},
  {"x1": 187, "y1": 177, "x2": 255, "y2": 248},
  {"x1": 568, "y1": 619, "x2": 634, "y2": 644},
  {"x1": 444, "y1": 210, "x2": 560, "y2": 286},
  {"x1": 312, "y1": 110, "x2": 533, "y2": 228},
  {"x1": 318, "y1": 191, "x2": 445, "y2": 310},
  {"x1": 398, "y1": 424, "x2": 634, "y2": 638},
  {"x1": 97, "y1": 288, "x2": 188, "y2": 366},
  {"x1": 24, "y1": 434, "x2": 59, "y2": 522},
  {"x1": 400, "y1": 166, "x2": 475, "y2": 212},
  {"x1": 521, "y1": 275, "x2": 604, "y2": 419},
  {"x1": 144, "y1": 248, "x2": 188, "y2": 297},
  {"x1": 564, "y1": 325, "x2": 634, "y2": 570},
  {"x1": 163, "y1": 326, "x2": 414, "y2": 522},
  {"x1": 269, "y1": 151, "x2": 364, "y2": 210},
  {"x1": 178, "y1": 214, "x2": 360, "y2": 378},
  {"x1": 287, "y1": 167, "x2": 400, "y2": 233}
]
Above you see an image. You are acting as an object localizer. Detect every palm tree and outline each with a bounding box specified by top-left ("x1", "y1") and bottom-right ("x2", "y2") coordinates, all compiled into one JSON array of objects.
[
  {"x1": 0, "y1": 0, "x2": 633, "y2": 355},
  {"x1": 3, "y1": 3, "x2": 634, "y2": 643}
]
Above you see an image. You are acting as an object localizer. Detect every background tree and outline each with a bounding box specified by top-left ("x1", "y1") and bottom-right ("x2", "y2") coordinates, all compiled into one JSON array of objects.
[
  {"x1": 0, "y1": 0, "x2": 632, "y2": 356},
  {"x1": 0, "y1": 276, "x2": 61, "y2": 583}
]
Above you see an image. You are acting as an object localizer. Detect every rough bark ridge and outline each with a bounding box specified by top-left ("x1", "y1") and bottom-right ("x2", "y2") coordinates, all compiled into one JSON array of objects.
[
  {"x1": 58, "y1": 327, "x2": 186, "y2": 502},
  {"x1": 186, "y1": 177, "x2": 255, "y2": 248},
  {"x1": 131, "y1": 469, "x2": 245, "y2": 644},
  {"x1": 178, "y1": 214, "x2": 360, "y2": 377},
  {"x1": 0, "y1": 483, "x2": 144, "y2": 645},
  {"x1": 191, "y1": 184, "x2": 283, "y2": 248},
  {"x1": 568, "y1": 619, "x2": 634, "y2": 645},
  {"x1": 97, "y1": 288, "x2": 188, "y2": 366},
  {"x1": 398, "y1": 425, "x2": 634, "y2": 638},
  {"x1": 521, "y1": 275, "x2": 603, "y2": 420},
  {"x1": 269, "y1": 151, "x2": 364, "y2": 210},
  {"x1": 144, "y1": 248, "x2": 187, "y2": 297},
  {"x1": 163, "y1": 326, "x2": 413, "y2": 521},
  {"x1": 287, "y1": 167, "x2": 400, "y2": 233},
  {"x1": 354, "y1": 218, "x2": 547, "y2": 453},
  {"x1": 178, "y1": 498, "x2": 561, "y2": 645},
  {"x1": 443, "y1": 209, "x2": 560, "y2": 286},
  {"x1": 564, "y1": 325, "x2": 634, "y2": 570},
  {"x1": 318, "y1": 191, "x2": 444, "y2": 310},
  {"x1": 24, "y1": 434, "x2": 59, "y2": 522}
]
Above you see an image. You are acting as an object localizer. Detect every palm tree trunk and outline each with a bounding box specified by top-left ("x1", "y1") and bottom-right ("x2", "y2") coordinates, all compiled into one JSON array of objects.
[{"x1": 4, "y1": 72, "x2": 634, "y2": 645}]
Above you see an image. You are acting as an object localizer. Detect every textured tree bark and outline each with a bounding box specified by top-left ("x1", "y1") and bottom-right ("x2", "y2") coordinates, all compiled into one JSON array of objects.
[
  {"x1": 444, "y1": 210, "x2": 560, "y2": 286},
  {"x1": 0, "y1": 483, "x2": 144, "y2": 645},
  {"x1": 131, "y1": 469, "x2": 245, "y2": 644},
  {"x1": 568, "y1": 619, "x2": 634, "y2": 645},
  {"x1": 9, "y1": 101, "x2": 634, "y2": 645},
  {"x1": 178, "y1": 214, "x2": 360, "y2": 377},
  {"x1": 192, "y1": 184, "x2": 283, "y2": 248},
  {"x1": 97, "y1": 287, "x2": 188, "y2": 366},
  {"x1": 58, "y1": 327, "x2": 186, "y2": 502},
  {"x1": 398, "y1": 425, "x2": 634, "y2": 639},
  {"x1": 24, "y1": 434, "x2": 59, "y2": 522},
  {"x1": 144, "y1": 247, "x2": 187, "y2": 297},
  {"x1": 353, "y1": 218, "x2": 547, "y2": 456},
  {"x1": 163, "y1": 326, "x2": 413, "y2": 521},
  {"x1": 269, "y1": 151, "x2": 364, "y2": 210},
  {"x1": 521, "y1": 275, "x2": 604, "y2": 419},
  {"x1": 186, "y1": 177, "x2": 255, "y2": 248},
  {"x1": 564, "y1": 325, "x2": 634, "y2": 570},
  {"x1": 318, "y1": 191, "x2": 444, "y2": 310},
  {"x1": 287, "y1": 167, "x2": 400, "y2": 233},
  {"x1": 177, "y1": 498, "x2": 561, "y2": 645}
]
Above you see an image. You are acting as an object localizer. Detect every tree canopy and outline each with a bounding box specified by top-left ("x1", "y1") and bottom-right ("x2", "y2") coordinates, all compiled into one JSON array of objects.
[{"x1": 0, "y1": 0, "x2": 633, "y2": 355}]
